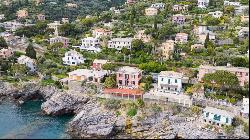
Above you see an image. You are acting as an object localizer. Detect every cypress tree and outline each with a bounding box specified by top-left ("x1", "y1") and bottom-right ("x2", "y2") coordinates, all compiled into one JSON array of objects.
[
  {"x1": 204, "y1": 33, "x2": 210, "y2": 48},
  {"x1": 25, "y1": 43, "x2": 37, "y2": 59},
  {"x1": 0, "y1": 37, "x2": 8, "y2": 49}
]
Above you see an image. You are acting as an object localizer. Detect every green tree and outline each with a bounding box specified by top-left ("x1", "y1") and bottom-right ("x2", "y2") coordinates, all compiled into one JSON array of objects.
[
  {"x1": 25, "y1": 43, "x2": 37, "y2": 59},
  {"x1": 47, "y1": 42, "x2": 63, "y2": 55},
  {"x1": 202, "y1": 70, "x2": 240, "y2": 91},
  {"x1": 104, "y1": 76, "x2": 116, "y2": 88},
  {"x1": 131, "y1": 39, "x2": 144, "y2": 52},
  {"x1": 230, "y1": 57, "x2": 248, "y2": 67},
  {"x1": 0, "y1": 37, "x2": 8, "y2": 49},
  {"x1": 10, "y1": 64, "x2": 28, "y2": 81},
  {"x1": 204, "y1": 34, "x2": 209, "y2": 48},
  {"x1": 102, "y1": 63, "x2": 118, "y2": 72}
]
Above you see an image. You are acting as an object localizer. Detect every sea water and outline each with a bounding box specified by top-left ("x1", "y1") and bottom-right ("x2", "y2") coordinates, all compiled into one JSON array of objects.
[{"x1": 0, "y1": 100, "x2": 73, "y2": 139}]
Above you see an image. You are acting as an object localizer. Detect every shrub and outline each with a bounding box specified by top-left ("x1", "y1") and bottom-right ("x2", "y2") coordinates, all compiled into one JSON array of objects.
[
  {"x1": 103, "y1": 99, "x2": 121, "y2": 110},
  {"x1": 136, "y1": 99, "x2": 145, "y2": 108},
  {"x1": 115, "y1": 111, "x2": 121, "y2": 117},
  {"x1": 151, "y1": 104, "x2": 162, "y2": 114},
  {"x1": 191, "y1": 105, "x2": 201, "y2": 115},
  {"x1": 244, "y1": 123, "x2": 249, "y2": 136},
  {"x1": 127, "y1": 107, "x2": 137, "y2": 117}
]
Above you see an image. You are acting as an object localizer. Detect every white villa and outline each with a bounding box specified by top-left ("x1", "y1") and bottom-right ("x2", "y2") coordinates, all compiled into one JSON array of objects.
[
  {"x1": 203, "y1": 107, "x2": 235, "y2": 126},
  {"x1": 224, "y1": 1, "x2": 241, "y2": 7},
  {"x1": 197, "y1": 0, "x2": 209, "y2": 8},
  {"x1": 241, "y1": 98, "x2": 249, "y2": 117},
  {"x1": 73, "y1": 37, "x2": 101, "y2": 53},
  {"x1": 62, "y1": 50, "x2": 86, "y2": 66},
  {"x1": 208, "y1": 11, "x2": 223, "y2": 18},
  {"x1": 17, "y1": 55, "x2": 36, "y2": 72},
  {"x1": 48, "y1": 21, "x2": 62, "y2": 30},
  {"x1": 108, "y1": 38, "x2": 133, "y2": 51},
  {"x1": 157, "y1": 71, "x2": 183, "y2": 94},
  {"x1": 151, "y1": 3, "x2": 165, "y2": 10}
]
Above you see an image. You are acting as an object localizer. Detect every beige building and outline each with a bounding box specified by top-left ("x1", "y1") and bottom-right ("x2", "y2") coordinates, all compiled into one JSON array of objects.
[
  {"x1": 241, "y1": 15, "x2": 249, "y2": 22},
  {"x1": 145, "y1": 7, "x2": 158, "y2": 16},
  {"x1": 134, "y1": 30, "x2": 152, "y2": 43},
  {"x1": 159, "y1": 40, "x2": 175, "y2": 60},
  {"x1": 191, "y1": 44, "x2": 204, "y2": 51},
  {"x1": 17, "y1": 9, "x2": 28, "y2": 18}
]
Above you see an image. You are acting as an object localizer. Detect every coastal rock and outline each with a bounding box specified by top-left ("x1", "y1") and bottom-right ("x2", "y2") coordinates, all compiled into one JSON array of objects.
[
  {"x1": 67, "y1": 103, "x2": 117, "y2": 138},
  {"x1": 41, "y1": 92, "x2": 89, "y2": 116}
]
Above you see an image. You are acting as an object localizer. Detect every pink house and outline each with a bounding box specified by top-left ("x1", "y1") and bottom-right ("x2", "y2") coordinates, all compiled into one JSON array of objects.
[
  {"x1": 37, "y1": 14, "x2": 45, "y2": 21},
  {"x1": 116, "y1": 66, "x2": 142, "y2": 89},
  {"x1": 50, "y1": 36, "x2": 69, "y2": 48},
  {"x1": 198, "y1": 65, "x2": 249, "y2": 86},
  {"x1": 175, "y1": 33, "x2": 188, "y2": 44},
  {"x1": 126, "y1": 0, "x2": 136, "y2": 5},
  {"x1": 0, "y1": 48, "x2": 13, "y2": 58},
  {"x1": 172, "y1": 14, "x2": 186, "y2": 24},
  {"x1": 92, "y1": 59, "x2": 109, "y2": 71}
]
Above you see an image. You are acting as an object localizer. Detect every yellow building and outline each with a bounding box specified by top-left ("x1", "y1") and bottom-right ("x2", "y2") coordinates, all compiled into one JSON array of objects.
[
  {"x1": 145, "y1": 7, "x2": 158, "y2": 16},
  {"x1": 17, "y1": 9, "x2": 28, "y2": 18},
  {"x1": 159, "y1": 40, "x2": 175, "y2": 60}
]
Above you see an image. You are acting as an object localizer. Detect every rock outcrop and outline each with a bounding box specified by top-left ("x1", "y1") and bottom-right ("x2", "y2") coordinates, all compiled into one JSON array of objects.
[
  {"x1": 67, "y1": 102, "x2": 117, "y2": 138},
  {"x1": 41, "y1": 92, "x2": 89, "y2": 116}
]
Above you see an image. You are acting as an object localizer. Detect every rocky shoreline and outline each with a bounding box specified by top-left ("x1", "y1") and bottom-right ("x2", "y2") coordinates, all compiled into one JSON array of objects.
[{"x1": 0, "y1": 81, "x2": 248, "y2": 139}]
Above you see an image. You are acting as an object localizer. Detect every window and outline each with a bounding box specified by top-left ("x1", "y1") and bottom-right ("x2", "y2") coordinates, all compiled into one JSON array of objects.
[
  {"x1": 175, "y1": 79, "x2": 177, "y2": 83},
  {"x1": 206, "y1": 112, "x2": 209, "y2": 117},
  {"x1": 226, "y1": 118, "x2": 229, "y2": 123},
  {"x1": 119, "y1": 80, "x2": 122, "y2": 85},
  {"x1": 168, "y1": 87, "x2": 170, "y2": 90},
  {"x1": 213, "y1": 114, "x2": 221, "y2": 121},
  {"x1": 168, "y1": 79, "x2": 170, "y2": 84},
  {"x1": 161, "y1": 78, "x2": 164, "y2": 81},
  {"x1": 132, "y1": 81, "x2": 135, "y2": 85},
  {"x1": 119, "y1": 74, "x2": 122, "y2": 77}
]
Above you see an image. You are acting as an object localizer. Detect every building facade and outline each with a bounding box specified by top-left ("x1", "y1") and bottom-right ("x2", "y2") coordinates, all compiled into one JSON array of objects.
[
  {"x1": 37, "y1": 14, "x2": 45, "y2": 21},
  {"x1": 175, "y1": 33, "x2": 188, "y2": 44},
  {"x1": 50, "y1": 36, "x2": 69, "y2": 48},
  {"x1": 17, "y1": 55, "x2": 36, "y2": 72},
  {"x1": 116, "y1": 66, "x2": 142, "y2": 89},
  {"x1": 172, "y1": 5, "x2": 189, "y2": 12},
  {"x1": 0, "y1": 48, "x2": 13, "y2": 59},
  {"x1": 92, "y1": 59, "x2": 109, "y2": 71},
  {"x1": 159, "y1": 40, "x2": 175, "y2": 60},
  {"x1": 17, "y1": 9, "x2": 28, "y2": 18},
  {"x1": 68, "y1": 69, "x2": 107, "y2": 83},
  {"x1": 203, "y1": 107, "x2": 234, "y2": 126},
  {"x1": 198, "y1": 0, "x2": 210, "y2": 8},
  {"x1": 145, "y1": 7, "x2": 158, "y2": 16},
  {"x1": 134, "y1": 30, "x2": 152, "y2": 43},
  {"x1": 157, "y1": 71, "x2": 183, "y2": 94},
  {"x1": 172, "y1": 14, "x2": 186, "y2": 24},
  {"x1": 92, "y1": 28, "x2": 112, "y2": 38},
  {"x1": 151, "y1": 3, "x2": 165, "y2": 10},
  {"x1": 62, "y1": 50, "x2": 85, "y2": 66},
  {"x1": 108, "y1": 38, "x2": 133, "y2": 51},
  {"x1": 208, "y1": 11, "x2": 223, "y2": 18},
  {"x1": 241, "y1": 98, "x2": 249, "y2": 117}
]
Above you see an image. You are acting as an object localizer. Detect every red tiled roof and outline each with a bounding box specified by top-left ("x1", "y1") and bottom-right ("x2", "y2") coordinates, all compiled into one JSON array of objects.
[{"x1": 103, "y1": 88, "x2": 144, "y2": 95}]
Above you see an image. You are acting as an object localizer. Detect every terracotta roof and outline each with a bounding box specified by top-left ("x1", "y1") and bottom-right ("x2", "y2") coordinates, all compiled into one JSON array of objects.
[{"x1": 103, "y1": 88, "x2": 144, "y2": 95}]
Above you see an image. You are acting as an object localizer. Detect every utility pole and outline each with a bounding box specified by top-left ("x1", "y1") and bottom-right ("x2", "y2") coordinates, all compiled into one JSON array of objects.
[
  {"x1": 129, "y1": 54, "x2": 131, "y2": 64},
  {"x1": 124, "y1": 54, "x2": 126, "y2": 63}
]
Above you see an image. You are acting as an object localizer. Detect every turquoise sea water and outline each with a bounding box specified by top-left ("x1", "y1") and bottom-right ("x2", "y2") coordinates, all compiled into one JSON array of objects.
[{"x1": 0, "y1": 100, "x2": 73, "y2": 139}]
